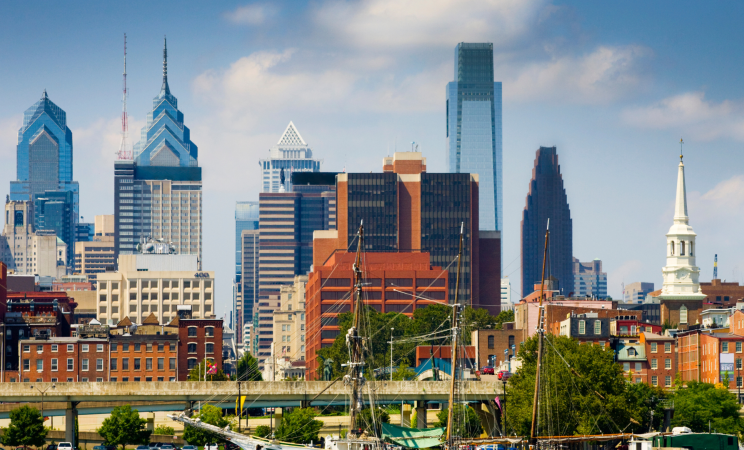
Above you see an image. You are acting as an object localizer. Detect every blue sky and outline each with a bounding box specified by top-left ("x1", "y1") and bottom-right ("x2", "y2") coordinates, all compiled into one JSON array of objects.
[{"x1": 2, "y1": 0, "x2": 744, "y2": 320}]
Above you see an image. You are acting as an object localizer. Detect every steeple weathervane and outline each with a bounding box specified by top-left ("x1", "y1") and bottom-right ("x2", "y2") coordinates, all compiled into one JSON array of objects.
[{"x1": 680, "y1": 138, "x2": 684, "y2": 161}]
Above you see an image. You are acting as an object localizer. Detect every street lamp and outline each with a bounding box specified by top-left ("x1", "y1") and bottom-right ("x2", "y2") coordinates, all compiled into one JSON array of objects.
[
  {"x1": 504, "y1": 349, "x2": 509, "y2": 372},
  {"x1": 30, "y1": 383, "x2": 55, "y2": 423}
]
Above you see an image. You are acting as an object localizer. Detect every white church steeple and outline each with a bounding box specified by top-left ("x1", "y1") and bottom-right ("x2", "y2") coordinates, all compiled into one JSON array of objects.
[{"x1": 659, "y1": 150, "x2": 705, "y2": 300}]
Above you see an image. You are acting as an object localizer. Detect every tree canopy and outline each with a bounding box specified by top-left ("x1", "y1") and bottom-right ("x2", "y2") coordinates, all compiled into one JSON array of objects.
[
  {"x1": 274, "y1": 407, "x2": 324, "y2": 444},
  {"x1": 672, "y1": 381, "x2": 743, "y2": 434},
  {"x1": 235, "y1": 352, "x2": 263, "y2": 381},
  {"x1": 183, "y1": 404, "x2": 231, "y2": 445},
  {"x1": 3, "y1": 405, "x2": 47, "y2": 447},
  {"x1": 97, "y1": 405, "x2": 151, "y2": 449},
  {"x1": 434, "y1": 405, "x2": 482, "y2": 438}
]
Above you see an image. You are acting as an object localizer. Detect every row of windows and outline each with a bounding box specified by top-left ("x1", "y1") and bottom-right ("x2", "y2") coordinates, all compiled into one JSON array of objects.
[
  {"x1": 23, "y1": 358, "x2": 102, "y2": 372},
  {"x1": 187, "y1": 343, "x2": 214, "y2": 353},
  {"x1": 110, "y1": 357, "x2": 175, "y2": 371},
  {"x1": 22, "y1": 343, "x2": 104, "y2": 353},
  {"x1": 649, "y1": 342, "x2": 673, "y2": 353},
  {"x1": 100, "y1": 279, "x2": 212, "y2": 290}
]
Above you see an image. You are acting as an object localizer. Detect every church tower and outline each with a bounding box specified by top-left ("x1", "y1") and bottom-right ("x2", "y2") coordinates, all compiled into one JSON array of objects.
[{"x1": 658, "y1": 148, "x2": 706, "y2": 329}]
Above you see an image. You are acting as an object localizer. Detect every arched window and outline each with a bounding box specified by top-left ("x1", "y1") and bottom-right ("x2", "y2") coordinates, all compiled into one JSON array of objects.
[
  {"x1": 680, "y1": 305, "x2": 688, "y2": 324},
  {"x1": 681, "y1": 241, "x2": 685, "y2": 256},
  {"x1": 670, "y1": 241, "x2": 675, "y2": 255},
  {"x1": 690, "y1": 242, "x2": 694, "y2": 256}
]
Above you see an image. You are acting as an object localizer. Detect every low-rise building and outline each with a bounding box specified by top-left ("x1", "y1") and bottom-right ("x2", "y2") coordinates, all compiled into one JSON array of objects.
[
  {"x1": 73, "y1": 215, "x2": 115, "y2": 280},
  {"x1": 18, "y1": 336, "x2": 109, "y2": 383},
  {"x1": 558, "y1": 313, "x2": 611, "y2": 345},
  {"x1": 616, "y1": 342, "x2": 648, "y2": 384},
  {"x1": 175, "y1": 308, "x2": 223, "y2": 381},
  {"x1": 471, "y1": 324, "x2": 525, "y2": 369},
  {"x1": 641, "y1": 332, "x2": 676, "y2": 389},
  {"x1": 110, "y1": 333, "x2": 178, "y2": 382}
]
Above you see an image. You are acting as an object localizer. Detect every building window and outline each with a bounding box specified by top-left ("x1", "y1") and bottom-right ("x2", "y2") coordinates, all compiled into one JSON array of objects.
[
  {"x1": 158, "y1": 358, "x2": 164, "y2": 370},
  {"x1": 51, "y1": 359, "x2": 58, "y2": 371},
  {"x1": 97, "y1": 344, "x2": 104, "y2": 352},
  {"x1": 205, "y1": 327, "x2": 214, "y2": 337},
  {"x1": 651, "y1": 359, "x2": 657, "y2": 369},
  {"x1": 82, "y1": 359, "x2": 89, "y2": 371},
  {"x1": 146, "y1": 358, "x2": 152, "y2": 371},
  {"x1": 170, "y1": 343, "x2": 176, "y2": 352},
  {"x1": 111, "y1": 343, "x2": 117, "y2": 352},
  {"x1": 594, "y1": 321, "x2": 601, "y2": 335},
  {"x1": 670, "y1": 241, "x2": 674, "y2": 255},
  {"x1": 206, "y1": 343, "x2": 214, "y2": 354},
  {"x1": 111, "y1": 358, "x2": 118, "y2": 371},
  {"x1": 82, "y1": 344, "x2": 89, "y2": 353},
  {"x1": 188, "y1": 327, "x2": 197, "y2": 337},
  {"x1": 487, "y1": 336, "x2": 494, "y2": 349},
  {"x1": 578, "y1": 320, "x2": 586, "y2": 335},
  {"x1": 169, "y1": 358, "x2": 176, "y2": 370},
  {"x1": 680, "y1": 306, "x2": 688, "y2": 324},
  {"x1": 665, "y1": 342, "x2": 671, "y2": 353},
  {"x1": 628, "y1": 348, "x2": 636, "y2": 357},
  {"x1": 723, "y1": 342, "x2": 729, "y2": 353},
  {"x1": 188, "y1": 343, "x2": 197, "y2": 353},
  {"x1": 147, "y1": 343, "x2": 153, "y2": 352},
  {"x1": 134, "y1": 344, "x2": 141, "y2": 352},
  {"x1": 187, "y1": 359, "x2": 197, "y2": 370},
  {"x1": 623, "y1": 362, "x2": 630, "y2": 372},
  {"x1": 665, "y1": 376, "x2": 672, "y2": 387},
  {"x1": 665, "y1": 359, "x2": 671, "y2": 370},
  {"x1": 122, "y1": 377, "x2": 129, "y2": 382},
  {"x1": 681, "y1": 241, "x2": 685, "y2": 255},
  {"x1": 651, "y1": 342, "x2": 657, "y2": 353},
  {"x1": 52, "y1": 344, "x2": 58, "y2": 352},
  {"x1": 81, "y1": 378, "x2": 88, "y2": 382},
  {"x1": 67, "y1": 359, "x2": 73, "y2": 371},
  {"x1": 134, "y1": 358, "x2": 141, "y2": 370},
  {"x1": 738, "y1": 359, "x2": 742, "y2": 370},
  {"x1": 738, "y1": 377, "x2": 743, "y2": 388},
  {"x1": 97, "y1": 359, "x2": 104, "y2": 371},
  {"x1": 690, "y1": 242, "x2": 693, "y2": 256},
  {"x1": 23, "y1": 345, "x2": 30, "y2": 353},
  {"x1": 158, "y1": 343, "x2": 164, "y2": 352},
  {"x1": 652, "y1": 376, "x2": 658, "y2": 386},
  {"x1": 635, "y1": 362, "x2": 642, "y2": 372}
]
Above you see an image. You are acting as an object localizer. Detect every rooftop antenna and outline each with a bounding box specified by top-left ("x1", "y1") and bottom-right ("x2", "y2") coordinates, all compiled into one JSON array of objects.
[
  {"x1": 714, "y1": 254, "x2": 718, "y2": 279},
  {"x1": 117, "y1": 33, "x2": 131, "y2": 160}
]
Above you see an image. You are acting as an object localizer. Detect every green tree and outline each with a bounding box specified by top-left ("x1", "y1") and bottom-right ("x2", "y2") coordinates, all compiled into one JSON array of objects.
[
  {"x1": 97, "y1": 405, "x2": 151, "y2": 449},
  {"x1": 274, "y1": 407, "x2": 323, "y2": 444},
  {"x1": 236, "y1": 352, "x2": 263, "y2": 381},
  {"x1": 3, "y1": 405, "x2": 47, "y2": 447},
  {"x1": 183, "y1": 405, "x2": 230, "y2": 445},
  {"x1": 392, "y1": 362, "x2": 417, "y2": 381},
  {"x1": 355, "y1": 407, "x2": 390, "y2": 436},
  {"x1": 154, "y1": 424, "x2": 176, "y2": 435},
  {"x1": 188, "y1": 359, "x2": 230, "y2": 381},
  {"x1": 672, "y1": 382, "x2": 743, "y2": 434},
  {"x1": 434, "y1": 405, "x2": 482, "y2": 438},
  {"x1": 505, "y1": 334, "x2": 629, "y2": 437},
  {"x1": 254, "y1": 424, "x2": 272, "y2": 438},
  {"x1": 623, "y1": 382, "x2": 669, "y2": 433}
]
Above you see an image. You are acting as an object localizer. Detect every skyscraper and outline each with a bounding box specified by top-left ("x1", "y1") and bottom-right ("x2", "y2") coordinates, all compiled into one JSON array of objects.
[
  {"x1": 446, "y1": 43, "x2": 502, "y2": 232},
  {"x1": 521, "y1": 147, "x2": 573, "y2": 298},
  {"x1": 33, "y1": 190, "x2": 75, "y2": 267},
  {"x1": 11, "y1": 91, "x2": 80, "y2": 269},
  {"x1": 259, "y1": 122, "x2": 322, "y2": 193},
  {"x1": 572, "y1": 257, "x2": 608, "y2": 298},
  {"x1": 114, "y1": 38, "x2": 202, "y2": 264},
  {"x1": 234, "y1": 201, "x2": 259, "y2": 342}
]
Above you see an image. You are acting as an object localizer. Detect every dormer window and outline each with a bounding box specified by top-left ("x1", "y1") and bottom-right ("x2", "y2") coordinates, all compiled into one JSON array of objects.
[{"x1": 628, "y1": 348, "x2": 636, "y2": 357}]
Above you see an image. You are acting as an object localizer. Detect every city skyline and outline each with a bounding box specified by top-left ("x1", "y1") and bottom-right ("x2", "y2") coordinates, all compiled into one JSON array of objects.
[{"x1": 2, "y1": 1, "x2": 744, "y2": 319}]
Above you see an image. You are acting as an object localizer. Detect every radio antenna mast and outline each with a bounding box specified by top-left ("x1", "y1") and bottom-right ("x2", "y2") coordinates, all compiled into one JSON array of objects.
[{"x1": 117, "y1": 33, "x2": 131, "y2": 160}]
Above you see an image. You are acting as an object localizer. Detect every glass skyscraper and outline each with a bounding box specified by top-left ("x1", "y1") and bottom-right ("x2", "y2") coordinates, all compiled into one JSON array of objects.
[
  {"x1": 114, "y1": 38, "x2": 202, "y2": 264},
  {"x1": 446, "y1": 43, "x2": 502, "y2": 232},
  {"x1": 259, "y1": 122, "x2": 321, "y2": 193},
  {"x1": 33, "y1": 190, "x2": 75, "y2": 267},
  {"x1": 234, "y1": 200, "x2": 259, "y2": 341}
]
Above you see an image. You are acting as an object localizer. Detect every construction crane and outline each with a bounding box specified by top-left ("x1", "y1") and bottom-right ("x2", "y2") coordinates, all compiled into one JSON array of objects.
[
  {"x1": 714, "y1": 254, "x2": 718, "y2": 279},
  {"x1": 117, "y1": 33, "x2": 131, "y2": 160}
]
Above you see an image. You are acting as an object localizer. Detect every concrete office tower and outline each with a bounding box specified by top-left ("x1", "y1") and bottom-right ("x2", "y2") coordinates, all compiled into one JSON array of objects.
[
  {"x1": 313, "y1": 152, "x2": 501, "y2": 313},
  {"x1": 254, "y1": 173, "x2": 336, "y2": 364},
  {"x1": 259, "y1": 122, "x2": 322, "y2": 193},
  {"x1": 446, "y1": 43, "x2": 502, "y2": 232},
  {"x1": 10, "y1": 91, "x2": 79, "y2": 217},
  {"x1": 624, "y1": 282, "x2": 655, "y2": 303},
  {"x1": 0, "y1": 200, "x2": 66, "y2": 278},
  {"x1": 74, "y1": 215, "x2": 115, "y2": 280},
  {"x1": 658, "y1": 154, "x2": 706, "y2": 329},
  {"x1": 114, "y1": 38, "x2": 202, "y2": 264},
  {"x1": 95, "y1": 251, "x2": 214, "y2": 326},
  {"x1": 234, "y1": 201, "x2": 259, "y2": 343},
  {"x1": 521, "y1": 147, "x2": 573, "y2": 298},
  {"x1": 573, "y1": 258, "x2": 608, "y2": 298}
]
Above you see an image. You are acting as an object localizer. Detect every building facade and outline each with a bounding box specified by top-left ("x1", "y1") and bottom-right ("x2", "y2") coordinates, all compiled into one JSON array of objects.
[
  {"x1": 313, "y1": 152, "x2": 501, "y2": 313},
  {"x1": 624, "y1": 282, "x2": 655, "y2": 304},
  {"x1": 114, "y1": 39, "x2": 202, "y2": 263},
  {"x1": 658, "y1": 155, "x2": 706, "y2": 329},
  {"x1": 74, "y1": 215, "x2": 115, "y2": 279},
  {"x1": 446, "y1": 43, "x2": 502, "y2": 232},
  {"x1": 234, "y1": 201, "x2": 259, "y2": 342},
  {"x1": 259, "y1": 122, "x2": 322, "y2": 193},
  {"x1": 272, "y1": 275, "x2": 308, "y2": 365},
  {"x1": 573, "y1": 258, "x2": 607, "y2": 298},
  {"x1": 10, "y1": 91, "x2": 79, "y2": 230},
  {"x1": 95, "y1": 254, "x2": 214, "y2": 325},
  {"x1": 521, "y1": 146, "x2": 573, "y2": 298},
  {"x1": 33, "y1": 190, "x2": 75, "y2": 268},
  {"x1": 176, "y1": 316, "x2": 223, "y2": 381},
  {"x1": 0, "y1": 200, "x2": 66, "y2": 278},
  {"x1": 305, "y1": 251, "x2": 449, "y2": 379}
]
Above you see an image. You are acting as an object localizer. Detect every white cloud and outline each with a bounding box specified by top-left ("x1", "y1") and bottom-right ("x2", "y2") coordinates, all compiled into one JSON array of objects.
[
  {"x1": 607, "y1": 259, "x2": 645, "y2": 298},
  {"x1": 622, "y1": 91, "x2": 744, "y2": 141},
  {"x1": 224, "y1": 4, "x2": 278, "y2": 25},
  {"x1": 313, "y1": 0, "x2": 551, "y2": 50},
  {"x1": 505, "y1": 45, "x2": 652, "y2": 104}
]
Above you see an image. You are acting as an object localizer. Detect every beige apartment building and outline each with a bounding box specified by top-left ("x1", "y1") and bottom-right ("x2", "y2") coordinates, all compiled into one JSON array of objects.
[
  {"x1": 74, "y1": 215, "x2": 115, "y2": 279},
  {"x1": 95, "y1": 253, "x2": 215, "y2": 325},
  {"x1": 0, "y1": 200, "x2": 66, "y2": 278},
  {"x1": 273, "y1": 275, "x2": 307, "y2": 360}
]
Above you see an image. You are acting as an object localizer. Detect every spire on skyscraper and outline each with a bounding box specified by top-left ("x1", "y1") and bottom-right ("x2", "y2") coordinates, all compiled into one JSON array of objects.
[{"x1": 161, "y1": 36, "x2": 170, "y2": 96}]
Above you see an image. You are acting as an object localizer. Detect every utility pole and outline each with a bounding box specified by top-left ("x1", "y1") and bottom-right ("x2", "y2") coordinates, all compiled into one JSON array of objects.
[
  {"x1": 390, "y1": 328, "x2": 394, "y2": 381},
  {"x1": 530, "y1": 219, "x2": 550, "y2": 446},
  {"x1": 445, "y1": 222, "x2": 464, "y2": 447}
]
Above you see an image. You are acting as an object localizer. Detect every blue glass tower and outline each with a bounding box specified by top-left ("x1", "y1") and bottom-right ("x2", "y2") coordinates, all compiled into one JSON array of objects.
[
  {"x1": 234, "y1": 201, "x2": 260, "y2": 341},
  {"x1": 34, "y1": 190, "x2": 75, "y2": 267},
  {"x1": 446, "y1": 43, "x2": 502, "y2": 232},
  {"x1": 11, "y1": 90, "x2": 79, "y2": 225}
]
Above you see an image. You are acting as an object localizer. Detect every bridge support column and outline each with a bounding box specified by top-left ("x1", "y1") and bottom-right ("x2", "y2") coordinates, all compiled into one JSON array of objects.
[
  {"x1": 65, "y1": 401, "x2": 79, "y2": 447},
  {"x1": 401, "y1": 403, "x2": 411, "y2": 427},
  {"x1": 473, "y1": 401, "x2": 499, "y2": 437},
  {"x1": 415, "y1": 401, "x2": 427, "y2": 429},
  {"x1": 147, "y1": 412, "x2": 155, "y2": 431}
]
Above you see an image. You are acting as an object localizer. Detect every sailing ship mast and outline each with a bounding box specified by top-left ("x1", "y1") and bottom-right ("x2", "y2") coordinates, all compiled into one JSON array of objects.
[
  {"x1": 529, "y1": 220, "x2": 550, "y2": 446},
  {"x1": 348, "y1": 222, "x2": 365, "y2": 437},
  {"x1": 446, "y1": 223, "x2": 464, "y2": 447}
]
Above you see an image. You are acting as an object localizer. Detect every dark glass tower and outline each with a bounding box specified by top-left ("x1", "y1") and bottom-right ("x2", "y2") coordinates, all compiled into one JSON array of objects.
[
  {"x1": 33, "y1": 190, "x2": 75, "y2": 267},
  {"x1": 447, "y1": 43, "x2": 502, "y2": 232},
  {"x1": 521, "y1": 147, "x2": 573, "y2": 298}
]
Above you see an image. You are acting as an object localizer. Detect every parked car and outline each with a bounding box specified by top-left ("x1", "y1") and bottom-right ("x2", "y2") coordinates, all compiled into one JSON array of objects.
[
  {"x1": 46, "y1": 445, "x2": 58, "y2": 450},
  {"x1": 182, "y1": 446, "x2": 197, "y2": 450},
  {"x1": 160, "y1": 445, "x2": 175, "y2": 450},
  {"x1": 136, "y1": 446, "x2": 151, "y2": 450},
  {"x1": 497, "y1": 370, "x2": 511, "y2": 381},
  {"x1": 58, "y1": 444, "x2": 73, "y2": 450},
  {"x1": 94, "y1": 446, "x2": 116, "y2": 450},
  {"x1": 481, "y1": 366, "x2": 495, "y2": 375},
  {"x1": 205, "y1": 444, "x2": 219, "y2": 450}
]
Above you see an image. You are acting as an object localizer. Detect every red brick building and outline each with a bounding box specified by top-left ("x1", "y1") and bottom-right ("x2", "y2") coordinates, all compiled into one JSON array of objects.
[
  {"x1": 641, "y1": 332, "x2": 676, "y2": 388},
  {"x1": 471, "y1": 324, "x2": 526, "y2": 369},
  {"x1": 305, "y1": 251, "x2": 448, "y2": 379},
  {"x1": 110, "y1": 334, "x2": 178, "y2": 382},
  {"x1": 176, "y1": 316, "x2": 223, "y2": 381},
  {"x1": 701, "y1": 279, "x2": 744, "y2": 308},
  {"x1": 17, "y1": 337, "x2": 109, "y2": 383}
]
